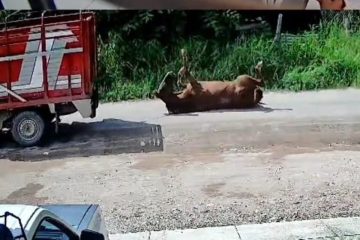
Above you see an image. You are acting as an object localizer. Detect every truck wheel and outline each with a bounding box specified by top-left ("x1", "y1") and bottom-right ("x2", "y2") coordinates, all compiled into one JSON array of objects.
[{"x1": 11, "y1": 111, "x2": 45, "y2": 147}]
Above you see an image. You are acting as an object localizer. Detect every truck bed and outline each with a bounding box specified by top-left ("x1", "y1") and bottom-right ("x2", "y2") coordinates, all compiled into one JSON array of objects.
[{"x1": 0, "y1": 12, "x2": 97, "y2": 111}]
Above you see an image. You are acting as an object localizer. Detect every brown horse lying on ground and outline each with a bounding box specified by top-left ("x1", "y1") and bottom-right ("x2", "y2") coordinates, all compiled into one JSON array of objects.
[{"x1": 155, "y1": 50, "x2": 265, "y2": 114}]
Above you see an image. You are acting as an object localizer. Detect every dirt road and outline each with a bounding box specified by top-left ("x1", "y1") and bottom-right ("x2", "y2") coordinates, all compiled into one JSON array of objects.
[{"x1": 1, "y1": 88, "x2": 360, "y2": 234}]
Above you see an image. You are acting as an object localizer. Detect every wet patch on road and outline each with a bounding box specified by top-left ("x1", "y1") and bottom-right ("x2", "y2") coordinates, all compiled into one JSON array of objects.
[
  {"x1": 0, "y1": 183, "x2": 47, "y2": 204},
  {"x1": 226, "y1": 191, "x2": 256, "y2": 199},
  {"x1": 202, "y1": 182, "x2": 226, "y2": 197},
  {"x1": 0, "y1": 119, "x2": 164, "y2": 161},
  {"x1": 131, "y1": 154, "x2": 180, "y2": 171}
]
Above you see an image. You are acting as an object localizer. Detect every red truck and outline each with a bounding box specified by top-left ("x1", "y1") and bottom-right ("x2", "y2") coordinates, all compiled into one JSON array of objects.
[{"x1": 0, "y1": 12, "x2": 99, "y2": 147}]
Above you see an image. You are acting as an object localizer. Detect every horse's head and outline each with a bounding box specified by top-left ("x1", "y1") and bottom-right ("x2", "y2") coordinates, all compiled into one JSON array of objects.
[{"x1": 155, "y1": 71, "x2": 177, "y2": 100}]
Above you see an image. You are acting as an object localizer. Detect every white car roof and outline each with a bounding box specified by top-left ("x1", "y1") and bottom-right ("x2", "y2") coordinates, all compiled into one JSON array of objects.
[{"x1": 0, "y1": 204, "x2": 40, "y2": 238}]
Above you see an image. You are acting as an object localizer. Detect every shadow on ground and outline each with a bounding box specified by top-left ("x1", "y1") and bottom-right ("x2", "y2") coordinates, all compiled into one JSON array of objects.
[
  {"x1": 164, "y1": 105, "x2": 293, "y2": 116},
  {"x1": 0, "y1": 119, "x2": 163, "y2": 161},
  {"x1": 210, "y1": 105, "x2": 293, "y2": 113}
]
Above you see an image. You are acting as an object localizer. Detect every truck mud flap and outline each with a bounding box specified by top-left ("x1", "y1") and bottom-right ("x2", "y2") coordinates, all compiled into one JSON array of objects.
[
  {"x1": 73, "y1": 99, "x2": 93, "y2": 118},
  {"x1": 0, "y1": 112, "x2": 10, "y2": 129},
  {"x1": 91, "y1": 88, "x2": 99, "y2": 118}
]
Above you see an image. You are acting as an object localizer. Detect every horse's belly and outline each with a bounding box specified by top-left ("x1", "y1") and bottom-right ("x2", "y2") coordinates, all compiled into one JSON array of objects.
[
  {"x1": 200, "y1": 81, "x2": 234, "y2": 94},
  {"x1": 186, "y1": 81, "x2": 256, "y2": 111},
  {"x1": 192, "y1": 91, "x2": 235, "y2": 110}
]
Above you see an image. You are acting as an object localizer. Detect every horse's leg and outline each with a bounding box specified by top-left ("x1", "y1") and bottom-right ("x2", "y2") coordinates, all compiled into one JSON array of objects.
[
  {"x1": 249, "y1": 77, "x2": 264, "y2": 87},
  {"x1": 254, "y1": 87, "x2": 263, "y2": 105}
]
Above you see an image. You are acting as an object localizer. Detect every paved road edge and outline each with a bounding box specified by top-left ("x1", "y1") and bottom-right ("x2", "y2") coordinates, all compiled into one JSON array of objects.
[{"x1": 110, "y1": 217, "x2": 360, "y2": 240}]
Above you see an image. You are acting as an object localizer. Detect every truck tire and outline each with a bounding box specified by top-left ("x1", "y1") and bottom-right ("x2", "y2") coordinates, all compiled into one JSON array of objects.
[{"x1": 11, "y1": 111, "x2": 45, "y2": 147}]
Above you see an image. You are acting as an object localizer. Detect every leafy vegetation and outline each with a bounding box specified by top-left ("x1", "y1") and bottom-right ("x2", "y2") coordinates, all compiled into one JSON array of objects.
[{"x1": 97, "y1": 11, "x2": 360, "y2": 101}]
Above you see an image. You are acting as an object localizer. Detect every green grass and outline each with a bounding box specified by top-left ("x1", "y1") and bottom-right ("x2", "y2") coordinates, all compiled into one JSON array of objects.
[{"x1": 97, "y1": 20, "x2": 360, "y2": 102}]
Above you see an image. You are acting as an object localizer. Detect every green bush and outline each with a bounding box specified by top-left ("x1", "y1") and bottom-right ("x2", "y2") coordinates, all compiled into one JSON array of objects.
[{"x1": 97, "y1": 18, "x2": 360, "y2": 101}]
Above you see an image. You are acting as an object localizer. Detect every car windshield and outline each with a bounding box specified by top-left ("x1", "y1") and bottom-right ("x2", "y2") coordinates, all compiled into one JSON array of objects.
[{"x1": 33, "y1": 220, "x2": 69, "y2": 240}]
